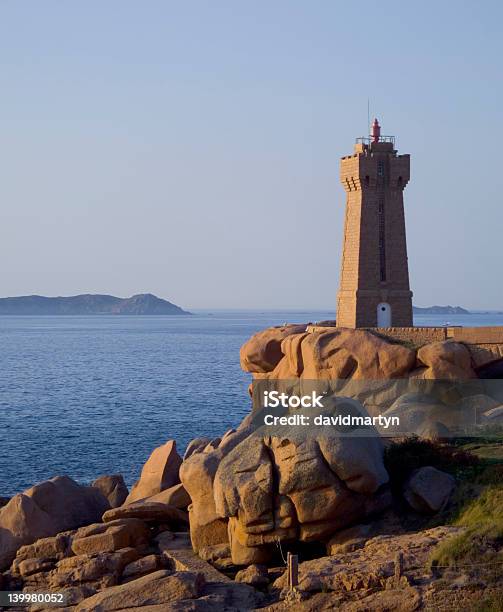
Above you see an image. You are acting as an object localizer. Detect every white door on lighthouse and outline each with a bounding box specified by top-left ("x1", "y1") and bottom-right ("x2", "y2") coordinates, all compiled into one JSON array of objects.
[{"x1": 377, "y1": 303, "x2": 392, "y2": 327}]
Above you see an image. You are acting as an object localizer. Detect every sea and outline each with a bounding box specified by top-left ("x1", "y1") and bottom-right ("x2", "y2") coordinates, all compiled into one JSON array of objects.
[{"x1": 1, "y1": 310, "x2": 503, "y2": 496}]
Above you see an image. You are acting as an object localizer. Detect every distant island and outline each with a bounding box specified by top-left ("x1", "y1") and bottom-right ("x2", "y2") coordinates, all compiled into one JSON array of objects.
[
  {"x1": 412, "y1": 305, "x2": 471, "y2": 315},
  {"x1": 0, "y1": 293, "x2": 191, "y2": 315}
]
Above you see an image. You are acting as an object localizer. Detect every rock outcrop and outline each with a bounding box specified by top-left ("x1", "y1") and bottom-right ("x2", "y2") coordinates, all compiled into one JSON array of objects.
[
  {"x1": 0, "y1": 476, "x2": 109, "y2": 570},
  {"x1": 74, "y1": 570, "x2": 205, "y2": 611},
  {"x1": 270, "y1": 525, "x2": 468, "y2": 610},
  {"x1": 183, "y1": 437, "x2": 212, "y2": 460},
  {"x1": 404, "y1": 466, "x2": 455, "y2": 514},
  {"x1": 5, "y1": 523, "x2": 262, "y2": 610},
  {"x1": 240, "y1": 325, "x2": 490, "y2": 436},
  {"x1": 235, "y1": 563, "x2": 269, "y2": 587},
  {"x1": 71, "y1": 518, "x2": 150, "y2": 556},
  {"x1": 218, "y1": 431, "x2": 389, "y2": 564},
  {"x1": 125, "y1": 440, "x2": 182, "y2": 504},
  {"x1": 240, "y1": 324, "x2": 308, "y2": 374},
  {"x1": 241, "y1": 325, "x2": 477, "y2": 382},
  {"x1": 92, "y1": 474, "x2": 129, "y2": 508},
  {"x1": 326, "y1": 523, "x2": 372, "y2": 555},
  {"x1": 179, "y1": 406, "x2": 390, "y2": 566},
  {"x1": 103, "y1": 501, "x2": 188, "y2": 527},
  {"x1": 146, "y1": 483, "x2": 191, "y2": 509},
  {"x1": 414, "y1": 340, "x2": 475, "y2": 380},
  {"x1": 274, "y1": 525, "x2": 459, "y2": 593},
  {"x1": 180, "y1": 430, "x2": 250, "y2": 554}
]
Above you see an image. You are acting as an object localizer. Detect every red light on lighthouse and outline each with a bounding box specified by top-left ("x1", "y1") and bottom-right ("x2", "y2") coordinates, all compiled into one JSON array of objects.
[{"x1": 371, "y1": 118, "x2": 381, "y2": 143}]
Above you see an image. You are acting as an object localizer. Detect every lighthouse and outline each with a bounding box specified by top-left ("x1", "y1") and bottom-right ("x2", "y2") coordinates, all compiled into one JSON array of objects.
[{"x1": 336, "y1": 120, "x2": 413, "y2": 328}]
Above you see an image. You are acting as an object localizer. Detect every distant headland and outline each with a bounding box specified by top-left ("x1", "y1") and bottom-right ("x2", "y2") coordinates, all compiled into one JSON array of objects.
[
  {"x1": 412, "y1": 305, "x2": 471, "y2": 315},
  {"x1": 0, "y1": 293, "x2": 191, "y2": 315}
]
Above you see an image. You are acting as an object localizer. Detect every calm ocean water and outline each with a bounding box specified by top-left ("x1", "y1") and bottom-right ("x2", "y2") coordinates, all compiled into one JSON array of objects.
[{"x1": 1, "y1": 310, "x2": 503, "y2": 496}]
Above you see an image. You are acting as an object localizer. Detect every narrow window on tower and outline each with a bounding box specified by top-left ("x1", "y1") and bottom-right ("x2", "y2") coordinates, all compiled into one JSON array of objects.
[
  {"x1": 378, "y1": 198, "x2": 386, "y2": 281},
  {"x1": 377, "y1": 160, "x2": 385, "y2": 177}
]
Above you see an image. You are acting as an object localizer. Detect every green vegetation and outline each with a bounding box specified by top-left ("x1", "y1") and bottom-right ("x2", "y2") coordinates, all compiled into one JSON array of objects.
[
  {"x1": 385, "y1": 436, "x2": 503, "y2": 580},
  {"x1": 428, "y1": 436, "x2": 502, "y2": 578},
  {"x1": 383, "y1": 437, "x2": 478, "y2": 495},
  {"x1": 455, "y1": 430, "x2": 503, "y2": 461},
  {"x1": 471, "y1": 592, "x2": 503, "y2": 612},
  {"x1": 430, "y1": 486, "x2": 503, "y2": 575}
]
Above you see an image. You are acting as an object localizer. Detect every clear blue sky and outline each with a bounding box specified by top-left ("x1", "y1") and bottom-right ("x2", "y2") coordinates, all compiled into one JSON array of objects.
[{"x1": 1, "y1": 1, "x2": 502, "y2": 309}]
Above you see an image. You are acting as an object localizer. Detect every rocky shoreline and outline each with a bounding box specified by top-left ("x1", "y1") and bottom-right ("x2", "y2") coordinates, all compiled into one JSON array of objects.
[{"x1": 1, "y1": 324, "x2": 502, "y2": 610}]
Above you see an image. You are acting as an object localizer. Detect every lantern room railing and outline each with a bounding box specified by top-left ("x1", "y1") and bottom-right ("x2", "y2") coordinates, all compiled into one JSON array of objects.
[{"x1": 356, "y1": 135, "x2": 395, "y2": 146}]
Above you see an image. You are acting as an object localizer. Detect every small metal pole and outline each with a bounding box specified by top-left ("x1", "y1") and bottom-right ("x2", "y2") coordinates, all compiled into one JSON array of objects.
[
  {"x1": 287, "y1": 552, "x2": 299, "y2": 590},
  {"x1": 394, "y1": 551, "x2": 403, "y2": 585}
]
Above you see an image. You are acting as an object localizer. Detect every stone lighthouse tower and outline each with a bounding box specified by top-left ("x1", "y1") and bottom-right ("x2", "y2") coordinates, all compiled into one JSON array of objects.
[{"x1": 336, "y1": 119, "x2": 413, "y2": 328}]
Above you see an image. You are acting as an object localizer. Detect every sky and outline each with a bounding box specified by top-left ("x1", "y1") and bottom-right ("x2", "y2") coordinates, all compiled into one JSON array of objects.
[{"x1": 1, "y1": 1, "x2": 502, "y2": 310}]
